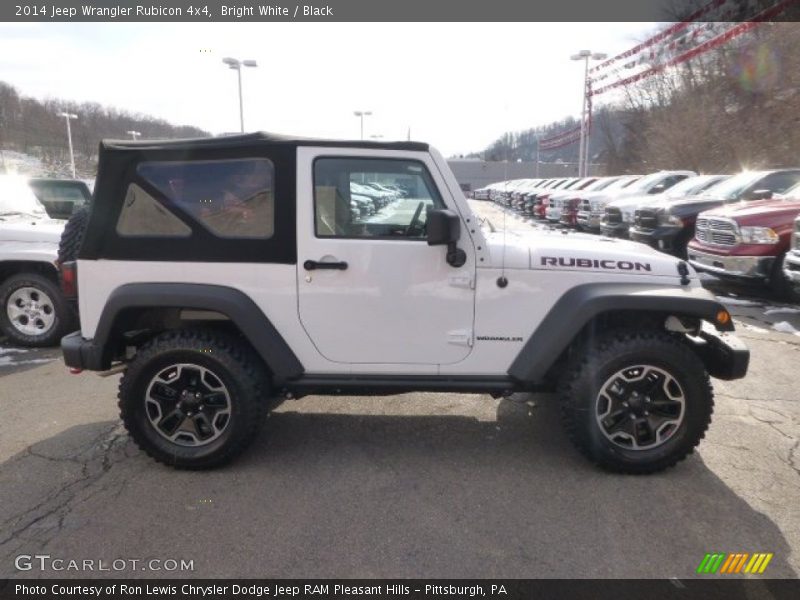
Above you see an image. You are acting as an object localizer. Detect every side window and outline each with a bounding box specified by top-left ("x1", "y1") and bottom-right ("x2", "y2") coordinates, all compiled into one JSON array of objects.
[
  {"x1": 137, "y1": 158, "x2": 275, "y2": 239},
  {"x1": 313, "y1": 158, "x2": 443, "y2": 239},
  {"x1": 116, "y1": 183, "x2": 191, "y2": 237}
]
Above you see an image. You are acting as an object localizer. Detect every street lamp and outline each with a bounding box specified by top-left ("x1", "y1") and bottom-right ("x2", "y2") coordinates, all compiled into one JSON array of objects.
[
  {"x1": 58, "y1": 112, "x2": 78, "y2": 179},
  {"x1": 570, "y1": 50, "x2": 607, "y2": 177},
  {"x1": 126, "y1": 130, "x2": 141, "y2": 140},
  {"x1": 353, "y1": 111, "x2": 372, "y2": 140},
  {"x1": 222, "y1": 57, "x2": 258, "y2": 133}
]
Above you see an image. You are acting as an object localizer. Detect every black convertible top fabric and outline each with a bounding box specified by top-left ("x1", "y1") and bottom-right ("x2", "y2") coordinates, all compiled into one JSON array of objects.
[{"x1": 100, "y1": 131, "x2": 429, "y2": 153}]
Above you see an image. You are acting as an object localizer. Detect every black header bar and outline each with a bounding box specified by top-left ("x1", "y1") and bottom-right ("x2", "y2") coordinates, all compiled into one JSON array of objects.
[{"x1": 3, "y1": 0, "x2": 800, "y2": 22}]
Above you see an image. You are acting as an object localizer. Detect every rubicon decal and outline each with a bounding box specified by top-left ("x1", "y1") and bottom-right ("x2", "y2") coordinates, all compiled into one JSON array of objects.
[
  {"x1": 476, "y1": 336, "x2": 524, "y2": 342},
  {"x1": 696, "y1": 552, "x2": 773, "y2": 574},
  {"x1": 540, "y1": 257, "x2": 652, "y2": 271}
]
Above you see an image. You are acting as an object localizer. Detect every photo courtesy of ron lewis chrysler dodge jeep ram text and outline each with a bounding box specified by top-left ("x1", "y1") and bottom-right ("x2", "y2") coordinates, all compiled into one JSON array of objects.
[{"x1": 60, "y1": 133, "x2": 749, "y2": 473}]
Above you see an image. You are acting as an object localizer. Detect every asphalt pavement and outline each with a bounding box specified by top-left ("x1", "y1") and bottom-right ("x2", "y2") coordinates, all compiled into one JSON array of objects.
[{"x1": 0, "y1": 202, "x2": 798, "y2": 579}]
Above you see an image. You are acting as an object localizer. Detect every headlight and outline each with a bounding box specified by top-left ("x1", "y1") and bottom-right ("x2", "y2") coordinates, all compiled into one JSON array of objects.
[
  {"x1": 658, "y1": 212, "x2": 683, "y2": 226},
  {"x1": 739, "y1": 226, "x2": 779, "y2": 244},
  {"x1": 590, "y1": 200, "x2": 602, "y2": 211}
]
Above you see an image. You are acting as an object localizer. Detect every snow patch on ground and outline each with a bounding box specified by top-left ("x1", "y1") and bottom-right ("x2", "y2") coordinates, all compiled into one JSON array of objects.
[
  {"x1": 0, "y1": 356, "x2": 54, "y2": 367},
  {"x1": 715, "y1": 296, "x2": 764, "y2": 307},
  {"x1": 0, "y1": 347, "x2": 29, "y2": 355},
  {"x1": 764, "y1": 307, "x2": 800, "y2": 316},
  {"x1": 772, "y1": 321, "x2": 800, "y2": 336}
]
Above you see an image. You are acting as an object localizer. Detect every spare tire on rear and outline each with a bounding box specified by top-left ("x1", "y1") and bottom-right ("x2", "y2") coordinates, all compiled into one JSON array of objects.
[{"x1": 58, "y1": 206, "x2": 90, "y2": 264}]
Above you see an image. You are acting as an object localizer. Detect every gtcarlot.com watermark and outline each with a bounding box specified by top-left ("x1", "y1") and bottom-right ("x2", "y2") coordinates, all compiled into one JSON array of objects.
[{"x1": 15, "y1": 554, "x2": 194, "y2": 572}]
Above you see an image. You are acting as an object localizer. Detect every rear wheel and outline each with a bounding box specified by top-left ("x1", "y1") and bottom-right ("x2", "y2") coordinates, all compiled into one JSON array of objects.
[
  {"x1": 559, "y1": 329, "x2": 713, "y2": 474},
  {"x1": 0, "y1": 273, "x2": 71, "y2": 347},
  {"x1": 118, "y1": 330, "x2": 270, "y2": 469}
]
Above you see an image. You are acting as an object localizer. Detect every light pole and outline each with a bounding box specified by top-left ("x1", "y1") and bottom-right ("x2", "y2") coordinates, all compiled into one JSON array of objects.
[
  {"x1": 222, "y1": 57, "x2": 258, "y2": 133},
  {"x1": 58, "y1": 112, "x2": 77, "y2": 179},
  {"x1": 570, "y1": 50, "x2": 606, "y2": 177},
  {"x1": 126, "y1": 130, "x2": 141, "y2": 140},
  {"x1": 353, "y1": 111, "x2": 372, "y2": 140}
]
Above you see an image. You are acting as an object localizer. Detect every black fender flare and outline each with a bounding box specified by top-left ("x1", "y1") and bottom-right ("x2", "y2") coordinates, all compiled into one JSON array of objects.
[
  {"x1": 88, "y1": 283, "x2": 304, "y2": 381},
  {"x1": 507, "y1": 282, "x2": 733, "y2": 384}
]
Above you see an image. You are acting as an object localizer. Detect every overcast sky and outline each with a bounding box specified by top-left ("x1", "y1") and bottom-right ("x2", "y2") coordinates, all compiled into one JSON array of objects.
[{"x1": 0, "y1": 22, "x2": 656, "y2": 156}]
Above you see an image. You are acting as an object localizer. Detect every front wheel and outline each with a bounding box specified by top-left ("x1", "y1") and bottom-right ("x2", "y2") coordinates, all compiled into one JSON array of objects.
[
  {"x1": 558, "y1": 329, "x2": 713, "y2": 474},
  {"x1": 118, "y1": 330, "x2": 270, "y2": 469}
]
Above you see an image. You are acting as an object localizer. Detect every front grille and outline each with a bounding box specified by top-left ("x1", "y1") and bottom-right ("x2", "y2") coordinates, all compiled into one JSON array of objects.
[
  {"x1": 635, "y1": 209, "x2": 658, "y2": 230},
  {"x1": 605, "y1": 207, "x2": 622, "y2": 224},
  {"x1": 581, "y1": 199, "x2": 591, "y2": 212},
  {"x1": 695, "y1": 217, "x2": 738, "y2": 246},
  {"x1": 549, "y1": 198, "x2": 556, "y2": 208}
]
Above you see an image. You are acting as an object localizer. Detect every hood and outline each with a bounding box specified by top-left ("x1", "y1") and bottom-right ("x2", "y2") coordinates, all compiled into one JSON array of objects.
[
  {"x1": 657, "y1": 196, "x2": 724, "y2": 217},
  {"x1": 606, "y1": 193, "x2": 662, "y2": 211},
  {"x1": 699, "y1": 198, "x2": 800, "y2": 220},
  {"x1": 482, "y1": 227, "x2": 690, "y2": 279},
  {"x1": 0, "y1": 215, "x2": 65, "y2": 243}
]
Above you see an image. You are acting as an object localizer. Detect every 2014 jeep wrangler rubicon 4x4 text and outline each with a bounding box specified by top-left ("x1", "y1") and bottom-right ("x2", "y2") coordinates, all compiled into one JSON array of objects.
[{"x1": 60, "y1": 133, "x2": 749, "y2": 473}]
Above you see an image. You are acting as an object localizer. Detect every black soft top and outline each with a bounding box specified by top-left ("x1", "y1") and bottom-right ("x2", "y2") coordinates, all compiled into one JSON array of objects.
[{"x1": 100, "y1": 132, "x2": 429, "y2": 153}]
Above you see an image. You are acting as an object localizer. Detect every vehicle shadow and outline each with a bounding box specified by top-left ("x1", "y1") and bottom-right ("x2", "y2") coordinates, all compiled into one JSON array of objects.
[{"x1": 0, "y1": 396, "x2": 794, "y2": 579}]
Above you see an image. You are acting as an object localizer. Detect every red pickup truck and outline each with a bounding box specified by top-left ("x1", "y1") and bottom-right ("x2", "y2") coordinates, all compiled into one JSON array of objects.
[{"x1": 687, "y1": 184, "x2": 800, "y2": 299}]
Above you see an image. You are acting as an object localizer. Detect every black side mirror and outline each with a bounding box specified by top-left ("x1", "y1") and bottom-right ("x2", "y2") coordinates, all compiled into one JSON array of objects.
[
  {"x1": 747, "y1": 189, "x2": 773, "y2": 201},
  {"x1": 427, "y1": 208, "x2": 466, "y2": 267}
]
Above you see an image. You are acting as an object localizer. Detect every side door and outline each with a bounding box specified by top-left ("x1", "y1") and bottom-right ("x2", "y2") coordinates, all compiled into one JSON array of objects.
[{"x1": 296, "y1": 147, "x2": 476, "y2": 367}]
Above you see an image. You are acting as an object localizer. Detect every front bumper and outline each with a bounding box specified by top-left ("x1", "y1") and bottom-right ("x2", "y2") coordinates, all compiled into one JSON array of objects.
[
  {"x1": 689, "y1": 328, "x2": 750, "y2": 381},
  {"x1": 576, "y1": 211, "x2": 602, "y2": 230},
  {"x1": 545, "y1": 207, "x2": 562, "y2": 222},
  {"x1": 783, "y1": 251, "x2": 800, "y2": 284},
  {"x1": 687, "y1": 248, "x2": 774, "y2": 281},
  {"x1": 600, "y1": 222, "x2": 630, "y2": 238},
  {"x1": 62, "y1": 330, "x2": 106, "y2": 371}
]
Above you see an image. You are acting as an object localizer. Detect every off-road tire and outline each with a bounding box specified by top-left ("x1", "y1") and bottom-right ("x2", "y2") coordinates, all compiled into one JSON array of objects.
[
  {"x1": 558, "y1": 329, "x2": 714, "y2": 474},
  {"x1": 57, "y1": 206, "x2": 90, "y2": 264},
  {"x1": 0, "y1": 273, "x2": 71, "y2": 347},
  {"x1": 118, "y1": 329, "x2": 270, "y2": 469}
]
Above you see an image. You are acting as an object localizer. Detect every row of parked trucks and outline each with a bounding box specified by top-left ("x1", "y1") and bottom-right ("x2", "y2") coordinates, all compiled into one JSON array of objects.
[{"x1": 475, "y1": 168, "x2": 800, "y2": 300}]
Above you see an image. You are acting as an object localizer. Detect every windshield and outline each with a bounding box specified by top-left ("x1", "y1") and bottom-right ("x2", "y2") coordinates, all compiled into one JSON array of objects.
[
  {"x1": 581, "y1": 177, "x2": 616, "y2": 192},
  {"x1": 779, "y1": 181, "x2": 800, "y2": 199},
  {"x1": 626, "y1": 172, "x2": 673, "y2": 193},
  {"x1": 0, "y1": 177, "x2": 48, "y2": 217},
  {"x1": 663, "y1": 175, "x2": 719, "y2": 199},
  {"x1": 700, "y1": 171, "x2": 766, "y2": 200},
  {"x1": 602, "y1": 175, "x2": 640, "y2": 192}
]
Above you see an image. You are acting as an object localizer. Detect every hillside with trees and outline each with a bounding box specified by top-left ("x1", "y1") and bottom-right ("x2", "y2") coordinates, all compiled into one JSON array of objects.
[
  {"x1": 0, "y1": 81, "x2": 208, "y2": 178},
  {"x1": 475, "y1": 21, "x2": 800, "y2": 176}
]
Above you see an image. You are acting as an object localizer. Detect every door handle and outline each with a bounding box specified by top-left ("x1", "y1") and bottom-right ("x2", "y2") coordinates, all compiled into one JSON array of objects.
[{"x1": 303, "y1": 259, "x2": 348, "y2": 271}]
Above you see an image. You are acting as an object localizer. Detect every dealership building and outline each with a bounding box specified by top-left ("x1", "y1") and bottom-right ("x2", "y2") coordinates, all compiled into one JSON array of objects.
[{"x1": 446, "y1": 159, "x2": 601, "y2": 193}]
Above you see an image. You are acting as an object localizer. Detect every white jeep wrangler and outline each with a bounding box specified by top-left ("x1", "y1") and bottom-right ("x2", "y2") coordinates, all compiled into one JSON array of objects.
[
  {"x1": 61, "y1": 133, "x2": 749, "y2": 472},
  {"x1": 0, "y1": 175, "x2": 74, "y2": 346}
]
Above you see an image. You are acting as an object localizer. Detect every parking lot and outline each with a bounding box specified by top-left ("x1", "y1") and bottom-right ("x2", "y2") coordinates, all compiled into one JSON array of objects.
[{"x1": 1, "y1": 201, "x2": 799, "y2": 579}]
